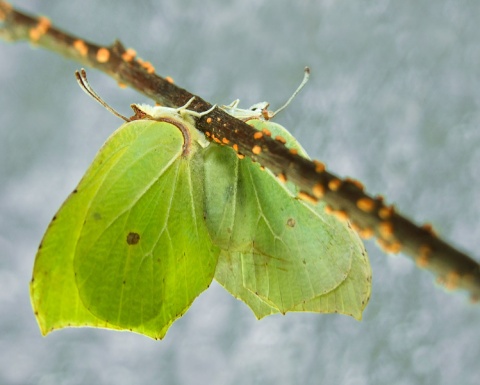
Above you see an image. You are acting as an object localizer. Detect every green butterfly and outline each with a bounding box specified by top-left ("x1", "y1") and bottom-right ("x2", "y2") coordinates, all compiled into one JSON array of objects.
[{"x1": 30, "y1": 69, "x2": 371, "y2": 340}]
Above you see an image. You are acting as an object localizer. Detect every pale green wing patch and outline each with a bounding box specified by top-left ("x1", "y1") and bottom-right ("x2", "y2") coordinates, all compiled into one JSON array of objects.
[
  {"x1": 293, "y1": 225, "x2": 371, "y2": 319},
  {"x1": 31, "y1": 120, "x2": 219, "y2": 339},
  {"x1": 207, "y1": 119, "x2": 371, "y2": 319},
  {"x1": 214, "y1": 250, "x2": 279, "y2": 319}
]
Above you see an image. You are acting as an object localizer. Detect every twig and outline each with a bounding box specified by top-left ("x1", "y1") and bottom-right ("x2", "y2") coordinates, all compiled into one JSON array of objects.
[{"x1": 1, "y1": 1, "x2": 479, "y2": 300}]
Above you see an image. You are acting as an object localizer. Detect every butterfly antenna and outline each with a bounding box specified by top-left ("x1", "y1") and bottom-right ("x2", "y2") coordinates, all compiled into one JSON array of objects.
[
  {"x1": 75, "y1": 69, "x2": 130, "y2": 122},
  {"x1": 271, "y1": 66, "x2": 310, "y2": 118}
]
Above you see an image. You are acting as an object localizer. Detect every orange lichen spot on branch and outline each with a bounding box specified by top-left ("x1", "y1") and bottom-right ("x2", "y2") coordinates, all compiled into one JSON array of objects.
[
  {"x1": 29, "y1": 16, "x2": 51, "y2": 42},
  {"x1": 389, "y1": 241, "x2": 402, "y2": 254},
  {"x1": 445, "y1": 271, "x2": 460, "y2": 290},
  {"x1": 324, "y1": 205, "x2": 333, "y2": 215},
  {"x1": 358, "y1": 227, "x2": 374, "y2": 239},
  {"x1": 332, "y1": 210, "x2": 348, "y2": 221},
  {"x1": 216, "y1": 117, "x2": 221, "y2": 122},
  {"x1": 356, "y1": 197, "x2": 375, "y2": 213},
  {"x1": 416, "y1": 244, "x2": 431, "y2": 267},
  {"x1": 117, "y1": 82, "x2": 127, "y2": 89},
  {"x1": 345, "y1": 177, "x2": 364, "y2": 191},
  {"x1": 298, "y1": 191, "x2": 318, "y2": 205},
  {"x1": 277, "y1": 173, "x2": 287, "y2": 183},
  {"x1": 377, "y1": 238, "x2": 402, "y2": 254},
  {"x1": 275, "y1": 135, "x2": 287, "y2": 144},
  {"x1": 73, "y1": 39, "x2": 88, "y2": 57},
  {"x1": 141, "y1": 61, "x2": 155, "y2": 74},
  {"x1": 262, "y1": 127, "x2": 272, "y2": 137},
  {"x1": 0, "y1": 2, "x2": 13, "y2": 21},
  {"x1": 421, "y1": 223, "x2": 437, "y2": 236},
  {"x1": 313, "y1": 160, "x2": 325, "y2": 173},
  {"x1": 253, "y1": 131, "x2": 263, "y2": 140},
  {"x1": 252, "y1": 145, "x2": 262, "y2": 155},
  {"x1": 378, "y1": 221, "x2": 394, "y2": 239},
  {"x1": 121, "y1": 48, "x2": 137, "y2": 62},
  {"x1": 379, "y1": 205, "x2": 395, "y2": 219},
  {"x1": 237, "y1": 153, "x2": 245, "y2": 160},
  {"x1": 206, "y1": 117, "x2": 212, "y2": 124},
  {"x1": 289, "y1": 148, "x2": 298, "y2": 156},
  {"x1": 312, "y1": 183, "x2": 325, "y2": 198},
  {"x1": 96, "y1": 47, "x2": 110, "y2": 63},
  {"x1": 328, "y1": 178, "x2": 342, "y2": 191},
  {"x1": 165, "y1": 76, "x2": 175, "y2": 84},
  {"x1": 232, "y1": 144, "x2": 239, "y2": 152},
  {"x1": 205, "y1": 131, "x2": 211, "y2": 138},
  {"x1": 38, "y1": 16, "x2": 51, "y2": 31},
  {"x1": 29, "y1": 29, "x2": 42, "y2": 42},
  {"x1": 222, "y1": 137, "x2": 230, "y2": 145},
  {"x1": 135, "y1": 57, "x2": 155, "y2": 73}
]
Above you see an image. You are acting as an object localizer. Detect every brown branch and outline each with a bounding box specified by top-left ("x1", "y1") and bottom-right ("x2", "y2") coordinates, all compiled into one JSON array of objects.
[{"x1": 1, "y1": 1, "x2": 480, "y2": 300}]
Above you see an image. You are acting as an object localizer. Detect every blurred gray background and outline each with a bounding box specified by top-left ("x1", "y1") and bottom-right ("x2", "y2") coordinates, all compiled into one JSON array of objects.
[{"x1": 1, "y1": 1, "x2": 480, "y2": 384}]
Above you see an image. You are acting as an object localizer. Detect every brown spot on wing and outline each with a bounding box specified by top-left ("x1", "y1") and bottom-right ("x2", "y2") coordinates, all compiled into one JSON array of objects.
[{"x1": 127, "y1": 232, "x2": 140, "y2": 245}]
